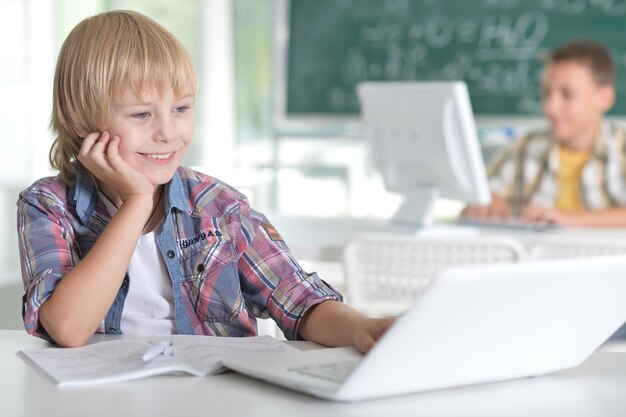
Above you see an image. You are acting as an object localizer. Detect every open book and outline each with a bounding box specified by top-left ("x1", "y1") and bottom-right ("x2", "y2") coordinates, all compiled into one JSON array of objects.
[{"x1": 19, "y1": 334, "x2": 301, "y2": 387}]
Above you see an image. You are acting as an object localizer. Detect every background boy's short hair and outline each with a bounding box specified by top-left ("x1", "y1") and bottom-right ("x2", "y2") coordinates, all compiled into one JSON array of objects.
[{"x1": 544, "y1": 38, "x2": 615, "y2": 86}]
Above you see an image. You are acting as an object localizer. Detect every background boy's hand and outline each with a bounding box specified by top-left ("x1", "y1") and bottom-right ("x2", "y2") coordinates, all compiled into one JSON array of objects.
[
  {"x1": 462, "y1": 192, "x2": 511, "y2": 219},
  {"x1": 78, "y1": 131, "x2": 154, "y2": 202},
  {"x1": 519, "y1": 204, "x2": 579, "y2": 227}
]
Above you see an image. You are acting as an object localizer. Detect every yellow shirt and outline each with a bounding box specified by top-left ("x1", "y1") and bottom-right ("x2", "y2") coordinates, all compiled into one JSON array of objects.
[{"x1": 556, "y1": 146, "x2": 591, "y2": 211}]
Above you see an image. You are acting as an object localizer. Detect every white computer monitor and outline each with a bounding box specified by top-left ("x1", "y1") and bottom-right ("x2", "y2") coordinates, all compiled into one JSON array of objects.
[{"x1": 357, "y1": 81, "x2": 491, "y2": 227}]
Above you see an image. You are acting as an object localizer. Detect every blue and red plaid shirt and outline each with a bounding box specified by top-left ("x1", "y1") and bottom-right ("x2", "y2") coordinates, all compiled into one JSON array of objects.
[{"x1": 17, "y1": 165, "x2": 342, "y2": 342}]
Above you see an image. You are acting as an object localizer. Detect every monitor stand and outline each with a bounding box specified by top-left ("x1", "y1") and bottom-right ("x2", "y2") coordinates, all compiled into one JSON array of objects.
[
  {"x1": 391, "y1": 187, "x2": 481, "y2": 237},
  {"x1": 392, "y1": 186, "x2": 439, "y2": 227}
]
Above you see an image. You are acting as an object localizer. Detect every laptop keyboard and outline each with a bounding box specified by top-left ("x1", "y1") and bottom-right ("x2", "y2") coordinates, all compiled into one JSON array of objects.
[
  {"x1": 457, "y1": 217, "x2": 556, "y2": 232},
  {"x1": 288, "y1": 360, "x2": 359, "y2": 383}
]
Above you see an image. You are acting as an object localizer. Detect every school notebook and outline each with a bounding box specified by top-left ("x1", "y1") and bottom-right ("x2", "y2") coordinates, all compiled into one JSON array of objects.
[{"x1": 20, "y1": 335, "x2": 297, "y2": 387}]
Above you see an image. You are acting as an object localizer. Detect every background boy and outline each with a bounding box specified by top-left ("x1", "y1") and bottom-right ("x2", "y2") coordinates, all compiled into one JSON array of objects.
[{"x1": 465, "y1": 39, "x2": 626, "y2": 227}]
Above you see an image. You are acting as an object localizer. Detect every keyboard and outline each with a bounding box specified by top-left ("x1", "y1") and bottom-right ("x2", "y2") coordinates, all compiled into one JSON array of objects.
[
  {"x1": 457, "y1": 217, "x2": 557, "y2": 232},
  {"x1": 288, "y1": 360, "x2": 359, "y2": 384}
]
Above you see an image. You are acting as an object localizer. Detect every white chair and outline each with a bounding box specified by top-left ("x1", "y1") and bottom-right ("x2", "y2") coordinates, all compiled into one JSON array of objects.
[{"x1": 343, "y1": 233, "x2": 527, "y2": 316}]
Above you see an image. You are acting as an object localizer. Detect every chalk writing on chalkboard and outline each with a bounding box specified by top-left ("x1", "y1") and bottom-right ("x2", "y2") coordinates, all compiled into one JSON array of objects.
[{"x1": 286, "y1": 0, "x2": 626, "y2": 115}]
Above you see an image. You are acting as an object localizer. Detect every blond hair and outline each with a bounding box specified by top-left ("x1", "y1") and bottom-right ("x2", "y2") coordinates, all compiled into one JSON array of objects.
[{"x1": 49, "y1": 10, "x2": 197, "y2": 185}]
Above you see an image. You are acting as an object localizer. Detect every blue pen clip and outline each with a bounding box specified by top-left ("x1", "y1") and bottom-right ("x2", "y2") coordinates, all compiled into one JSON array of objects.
[{"x1": 142, "y1": 340, "x2": 174, "y2": 362}]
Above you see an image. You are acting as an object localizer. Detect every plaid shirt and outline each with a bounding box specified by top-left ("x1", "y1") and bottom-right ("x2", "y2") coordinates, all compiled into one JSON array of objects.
[
  {"x1": 17, "y1": 166, "x2": 342, "y2": 342},
  {"x1": 488, "y1": 120, "x2": 626, "y2": 214}
]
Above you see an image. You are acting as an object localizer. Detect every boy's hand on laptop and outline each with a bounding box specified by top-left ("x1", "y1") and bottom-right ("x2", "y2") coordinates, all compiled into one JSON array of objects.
[
  {"x1": 352, "y1": 317, "x2": 396, "y2": 354},
  {"x1": 462, "y1": 192, "x2": 511, "y2": 219},
  {"x1": 298, "y1": 301, "x2": 395, "y2": 354},
  {"x1": 78, "y1": 131, "x2": 154, "y2": 202}
]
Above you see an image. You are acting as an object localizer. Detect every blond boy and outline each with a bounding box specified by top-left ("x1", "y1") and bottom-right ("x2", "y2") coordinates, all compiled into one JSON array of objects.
[{"x1": 17, "y1": 11, "x2": 393, "y2": 348}]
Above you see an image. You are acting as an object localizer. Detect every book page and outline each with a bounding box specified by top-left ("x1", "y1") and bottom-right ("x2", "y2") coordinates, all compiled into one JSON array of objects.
[
  {"x1": 20, "y1": 339, "x2": 191, "y2": 387},
  {"x1": 172, "y1": 335, "x2": 297, "y2": 373},
  {"x1": 20, "y1": 335, "x2": 296, "y2": 387}
]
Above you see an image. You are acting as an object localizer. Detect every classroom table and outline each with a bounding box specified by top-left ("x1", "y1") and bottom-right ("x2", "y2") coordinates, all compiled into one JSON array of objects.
[
  {"x1": 266, "y1": 213, "x2": 626, "y2": 263},
  {"x1": 2, "y1": 330, "x2": 626, "y2": 417}
]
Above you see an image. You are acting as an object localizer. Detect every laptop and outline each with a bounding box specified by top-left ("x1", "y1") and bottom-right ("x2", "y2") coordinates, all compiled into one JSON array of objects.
[{"x1": 224, "y1": 255, "x2": 626, "y2": 402}]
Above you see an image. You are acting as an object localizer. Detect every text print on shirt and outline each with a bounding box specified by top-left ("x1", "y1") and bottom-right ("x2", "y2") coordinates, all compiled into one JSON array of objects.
[{"x1": 177, "y1": 229, "x2": 223, "y2": 250}]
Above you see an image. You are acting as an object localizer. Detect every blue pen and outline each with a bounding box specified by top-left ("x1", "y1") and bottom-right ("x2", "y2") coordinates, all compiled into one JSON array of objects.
[{"x1": 142, "y1": 340, "x2": 173, "y2": 362}]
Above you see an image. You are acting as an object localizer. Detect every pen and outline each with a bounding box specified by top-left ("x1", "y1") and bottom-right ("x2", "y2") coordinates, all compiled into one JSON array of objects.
[{"x1": 142, "y1": 340, "x2": 173, "y2": 362}]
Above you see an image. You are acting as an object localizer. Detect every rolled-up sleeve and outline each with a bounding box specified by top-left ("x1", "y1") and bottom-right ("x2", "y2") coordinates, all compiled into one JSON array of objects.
[
  {"x1": 236, "y1": 207, "x2": 342, "y2": 341},
  {"x1": 16, "y1": 188, "x2": 78, "y2": 339},
  {"x1": 487, "y1": 142, "x2": 518, "y2": 203}
]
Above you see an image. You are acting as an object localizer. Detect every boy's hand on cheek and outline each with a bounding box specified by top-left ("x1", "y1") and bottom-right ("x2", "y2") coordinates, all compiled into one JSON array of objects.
[{"x1": 78, "y1": 131, "x2": 154, "y2": 202}]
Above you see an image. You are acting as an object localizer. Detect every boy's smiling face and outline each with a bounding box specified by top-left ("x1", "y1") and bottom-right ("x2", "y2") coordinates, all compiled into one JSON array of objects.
[
  {"x1": 541, "y1": 61, "x2": 614, "y2": 151},
  {"x1": 103, "y1": 86, "x2": 195, "y2": 186}
]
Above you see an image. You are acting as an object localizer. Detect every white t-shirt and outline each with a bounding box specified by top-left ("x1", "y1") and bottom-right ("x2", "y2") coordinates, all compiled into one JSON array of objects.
[{"x1": 98, "y1": 191, "x2": 176, "y2": 335}]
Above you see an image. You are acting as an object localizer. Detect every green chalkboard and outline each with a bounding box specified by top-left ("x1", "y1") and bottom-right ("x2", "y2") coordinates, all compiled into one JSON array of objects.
[{"x1": 286, "y1": 0, "x2": 626, "y2": 115}]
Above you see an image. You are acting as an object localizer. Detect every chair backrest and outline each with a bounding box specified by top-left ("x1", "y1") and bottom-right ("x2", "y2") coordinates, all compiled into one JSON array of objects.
[
  {"x1": 343, "y1": 233, "x2": 527, "y2": 316},
  {"x1": 529, "y1": 236, "x2": 626, "y2": 260}
]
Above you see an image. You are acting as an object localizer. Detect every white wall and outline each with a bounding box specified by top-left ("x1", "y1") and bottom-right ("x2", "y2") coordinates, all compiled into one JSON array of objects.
[
  {"x1": 0, "y1": 0, "x2": 55, "y2": 285},
  {"x1": 0, "y1": 0, "x2": 56, "y2": 329}
]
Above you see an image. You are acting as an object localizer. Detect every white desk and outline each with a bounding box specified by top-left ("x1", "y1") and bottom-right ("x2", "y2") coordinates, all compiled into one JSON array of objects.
[
  {"x1": 3, "y1": 330, "x2": 626, "y2": 417},
  {"x1": 268, "y1": 214, "x2": 626, "y2": 262}
]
